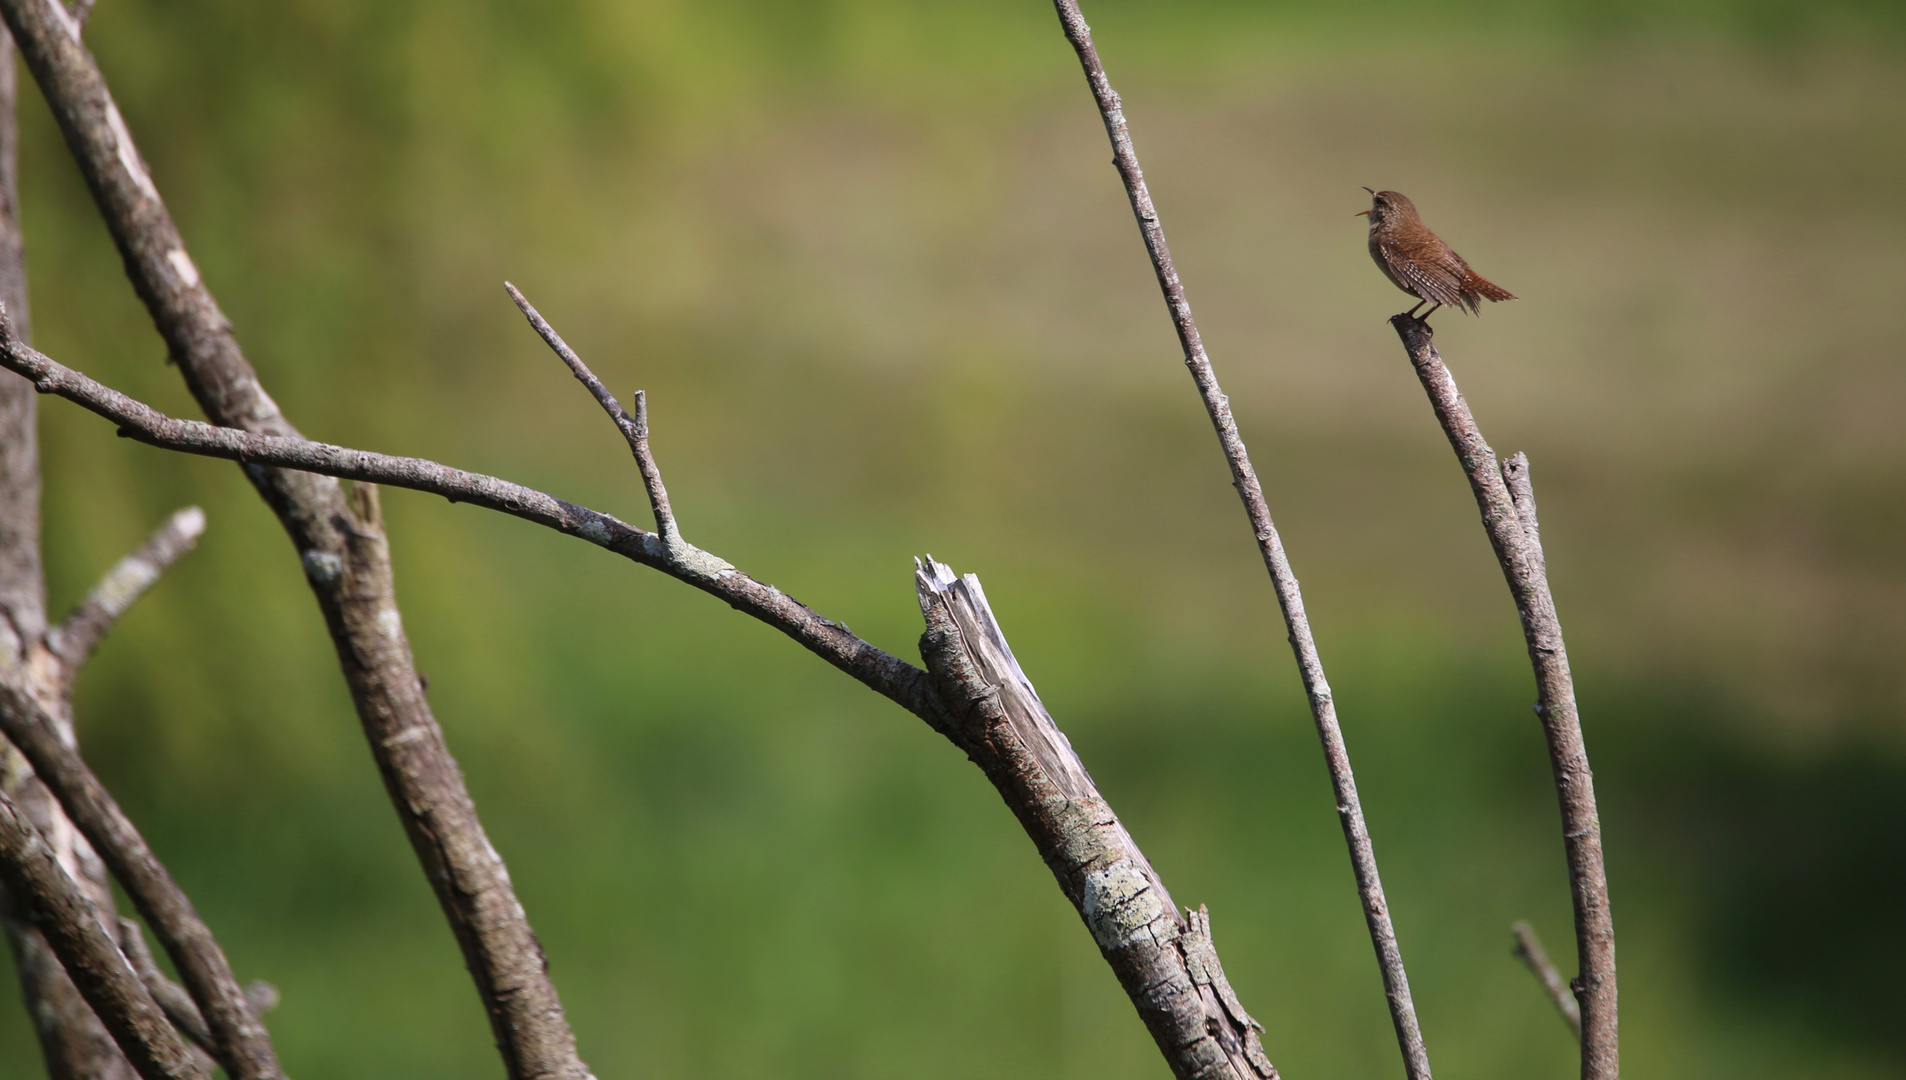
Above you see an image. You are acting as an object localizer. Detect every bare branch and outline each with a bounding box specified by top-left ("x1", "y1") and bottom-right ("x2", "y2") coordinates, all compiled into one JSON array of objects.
[
  {"x1": 1048, "y1": 4, "x2": 1432, "y2": 1075},
  {"x1": 0, "y1": 4, "x2": 595, "y2": 1074},
  {"x1": 0, "y1": 788, "x2": 205, "y2": 1080},
  {"x1": 0, "y1": 330, "x2": 940, "y2": 721},
  {"x1": 504, "y1": 283, "x2": 683, "y2": 548},
  {"x1": 916, "y1": 557, "x2": 1276, "y2": 1079},
  {"x1": 2, "y1": 282, "x2": 1293, "y2": 1080},
  {"x1": 1511, "y1": 920, "x2": 1582, "y2": 1040},
  {"x1": 0, "y1": 677, "x2": 270, "y2": 1080},
  {"x1": 45, "y1": 506, "x2": 203, "y2": 679},
  {"x1": 1391, "y1": 315, "x2": 1616, "y2": 1080}
]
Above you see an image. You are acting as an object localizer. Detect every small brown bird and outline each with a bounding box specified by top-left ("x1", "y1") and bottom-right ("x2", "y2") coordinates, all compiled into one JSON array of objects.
[{"x1": 1358, "y1": 188, "x2": 1515, "y2": 321}]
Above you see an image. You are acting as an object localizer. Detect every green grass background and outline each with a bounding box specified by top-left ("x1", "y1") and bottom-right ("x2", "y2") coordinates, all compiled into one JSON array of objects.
[{"x1": 4, "y1": 0, "x2": 1905, "y2": 1076}]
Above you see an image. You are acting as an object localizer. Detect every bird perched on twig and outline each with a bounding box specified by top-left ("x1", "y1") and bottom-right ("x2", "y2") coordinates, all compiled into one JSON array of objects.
[{"x1": 1358, "y1": 188, "x2": 1515, "y2": 322}]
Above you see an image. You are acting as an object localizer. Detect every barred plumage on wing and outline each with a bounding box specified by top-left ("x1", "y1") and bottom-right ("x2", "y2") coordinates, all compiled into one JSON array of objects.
[{"x1": 1358, "y1": 188, "x2": 1516, "y2": 322}]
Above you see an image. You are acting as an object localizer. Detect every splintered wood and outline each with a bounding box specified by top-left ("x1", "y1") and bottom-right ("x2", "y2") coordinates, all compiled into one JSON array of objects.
[{"x1": 914, "y1": 556, "x2": 1277, "y2": 1080}]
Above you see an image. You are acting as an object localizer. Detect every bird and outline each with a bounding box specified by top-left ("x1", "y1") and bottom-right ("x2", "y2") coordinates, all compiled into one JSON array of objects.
[{"x1": 1358, "y1": 188, "x2": 1515, "y2": 322}]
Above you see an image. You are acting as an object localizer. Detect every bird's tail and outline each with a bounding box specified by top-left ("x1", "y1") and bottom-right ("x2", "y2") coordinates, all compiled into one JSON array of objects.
[{"x1": 1465, "y1": 272, "x2": 1517, "y2": 304}]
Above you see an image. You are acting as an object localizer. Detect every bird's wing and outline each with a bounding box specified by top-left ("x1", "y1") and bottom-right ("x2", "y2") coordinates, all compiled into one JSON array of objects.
[{"x1": 1382, "y1": 239, "x2": 1471, "y2": 311}]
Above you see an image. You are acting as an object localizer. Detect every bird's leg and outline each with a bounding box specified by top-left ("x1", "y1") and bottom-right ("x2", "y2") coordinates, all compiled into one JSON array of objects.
[
  {"x1": 1415, "y1": 303, "x2": 1442, "y2": 324},
  {"x1": 1404, "y1": 300, "x2": 1427, "y2": 319}
]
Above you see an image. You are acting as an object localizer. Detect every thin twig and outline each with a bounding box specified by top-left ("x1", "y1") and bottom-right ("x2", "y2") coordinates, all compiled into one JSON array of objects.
[
  {"x1": 118, "y1": 917, "x2": 276, "y2": 1059},
  {"x1": 917, "y1": 557, "x2": 1276, "y2": 1079},
  {"x1": 1391, "y1": 315, "x2": 1616, "y2": 1080},
  {"x1": 0, "y1": 788, "x2": 205, "y2": 1080},
  {"x1": 44, "y1": 506, "x2": 203, "y2": 681},
  {"x1": 1511, "y1": 920, "x2": 1582, "y2": 1040},
  {"x1": 1047, "y1": 4, "x2": 1433, "y2": 1076},
  {"x1": 114, "y1": 920, "x2": 219, "y2": 1076},
  {"x1": 0, "y1": 5, "x2": 591, "y2": 1075},
  {"x1": 0, "y1": 677, "x2": 266, "y2": 1080},
  {"x1": 503, "y1": 283, "x2": 682, "y2": 548},
  {"x1": 116, "y1": 918, "x2": 210, "y2": 1050}
]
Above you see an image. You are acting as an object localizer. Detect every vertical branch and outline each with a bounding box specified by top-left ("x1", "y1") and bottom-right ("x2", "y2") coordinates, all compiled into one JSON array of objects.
[
  {"x1": 0, "y1": 20, "x2": 141, "y2": 1078},
  {"x1": 1048, "y1": 4, "x2": 1433, "y2": 1076},
  {"x1": 0, "y1": 3, "x2": 595, "y2": 1077},
  {"x1": 0, "y1": 24, "x2": 37, "y2": 660},
  {"x1": 1391, "y1": 316, "x2": 1616, "y2": 1080}
]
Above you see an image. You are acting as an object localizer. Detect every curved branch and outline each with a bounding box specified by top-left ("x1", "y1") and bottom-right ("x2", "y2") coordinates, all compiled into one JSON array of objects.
[
  {"x1": 3, "y1": 308, "x2": 1292, "y2": 1080},
  {"x1": 0, "y1": 323, "x2": 939, "y2": 726},
  {"x1": 1391, "y1": 316, "x2": 1616, "y2": 1080},
  {"x1": 1048, "y1": 4, "x2": 1432, "y2": 1076}
]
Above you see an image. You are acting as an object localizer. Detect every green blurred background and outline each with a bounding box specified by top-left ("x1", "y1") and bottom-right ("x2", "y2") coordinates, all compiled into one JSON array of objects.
[{"x1": 4, "y1": 0, "x2": 1904, "y2": 1076}]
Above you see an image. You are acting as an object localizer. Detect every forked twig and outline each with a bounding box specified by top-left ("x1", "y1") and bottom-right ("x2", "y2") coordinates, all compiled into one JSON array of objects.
[
  {"x1": 1049, "y1": 3, "x2": 1432, "y2": 1076},
  {"x1": 503, "y1": 283, "x2": 681, "y2": 548},
  {"x1": 1512, "y1": 920, "x2": 1582, "y2": 1039}
]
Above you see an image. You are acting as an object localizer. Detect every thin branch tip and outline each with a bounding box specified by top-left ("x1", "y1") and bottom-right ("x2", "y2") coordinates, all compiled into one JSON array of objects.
[
  {"x1": 48, "y1": 504, "x2": 210, "y2": 674},
  {"x1": 1511, "y1": 920, "x2": 1583, "y2": 1040}
]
